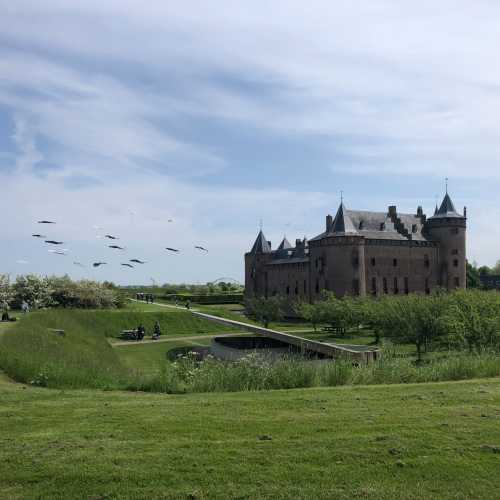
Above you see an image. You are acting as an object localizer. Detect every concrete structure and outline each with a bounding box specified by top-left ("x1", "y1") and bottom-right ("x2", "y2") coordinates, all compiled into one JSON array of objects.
[
  {"x1": 193, "y1": 311, "x2": 379, "y2": 363},
  {"x1": 245, "y1": 192, "x2": 466, "y2": 300}
]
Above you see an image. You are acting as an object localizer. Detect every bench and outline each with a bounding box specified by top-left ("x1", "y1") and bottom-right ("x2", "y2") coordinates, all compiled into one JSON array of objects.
[{"x1": 119, "y1": 329, "x2": 138, "y2": 341}]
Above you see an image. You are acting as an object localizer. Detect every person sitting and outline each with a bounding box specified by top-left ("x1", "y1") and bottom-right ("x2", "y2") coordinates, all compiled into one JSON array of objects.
[
  {"x1": 152, "y1": 321, "x2": 161, "y2": 340},
  {"x1": 137, "y1": 324, "x2": 145, "y2": 341}
]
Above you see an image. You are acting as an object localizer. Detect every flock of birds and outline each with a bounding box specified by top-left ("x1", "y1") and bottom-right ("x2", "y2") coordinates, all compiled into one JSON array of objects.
[{"x1": 26, "y1": 219, "x2": 209, "y2": 270}]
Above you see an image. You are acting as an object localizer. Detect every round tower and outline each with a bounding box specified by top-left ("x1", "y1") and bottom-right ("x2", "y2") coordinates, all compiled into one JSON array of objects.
[{"x1": 424, "y1": 192, "x2": 466, "y2": 290}]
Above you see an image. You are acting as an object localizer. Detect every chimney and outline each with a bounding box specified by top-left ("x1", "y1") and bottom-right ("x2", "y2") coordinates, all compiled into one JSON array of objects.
[
  {"x1": 388, "y1": 205, "x2": 397, "y2": 217},
  {"x1": 417, "y1": 206, "x2": 423, "y2": 217},
  {"x1": 464, "y1": 206, "x2": 467, "y2": 218},
  {"x1": 326, "y1": 214, "x2": 333, "y2": 231}
]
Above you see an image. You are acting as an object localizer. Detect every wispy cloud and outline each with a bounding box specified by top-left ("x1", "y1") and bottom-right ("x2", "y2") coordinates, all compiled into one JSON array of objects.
[{"x1": 1, "y1": 1, "x2": 500, "y2": 280}]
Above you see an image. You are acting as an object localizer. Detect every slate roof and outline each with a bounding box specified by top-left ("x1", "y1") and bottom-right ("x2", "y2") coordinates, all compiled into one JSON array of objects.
[
  {"x1": 310, "y1": 203, "x2": 429, "y2": 243},
  {"x1": 277, "y1": 237, "x2": 292, "y2": 250},
  {"x1": 249, "y1": 230, "x2": 271, "y2": 254},
  {"x1": 429, "y1": 193, "x2": 463, "y2": 219}
]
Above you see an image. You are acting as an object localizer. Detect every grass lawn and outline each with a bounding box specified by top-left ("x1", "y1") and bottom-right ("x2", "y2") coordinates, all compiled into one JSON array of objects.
[
  {"x1": 1, "y1": 375, "x2": 499, "y2": 498},
  {"x1": 115, "y1": 337, "x2": 213, "y2": 373}
]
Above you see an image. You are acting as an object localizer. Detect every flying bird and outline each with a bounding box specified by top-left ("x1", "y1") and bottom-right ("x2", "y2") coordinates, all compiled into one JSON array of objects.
[
  {"x1": 108, "y1": 245, "x2": 124, "y2": 250},
  {"x1": 168, "y1": 219, "x2": 173, "y2": 223},
  {"x1": 49, "y1": 250, "x2": 67, "y2": 255},
  {"x1": 121, "y1": 263, "x2": 134, "y2": 268},
  {"x1": 130, "y1": 259, "x2": 146, "y2": 264},
  {"x1": 38, "y1": 220, "x2": 55, "y2": 224},
  {"x1": 105, "y1": 235, "x2": 119, "y2": 240},
  {"x1": 45, "y1": 240, "x2": 64, "y2": 245},
  {"x1": 195, "y1": 246, "x2": 208, "y2": 252},
  {"x1": 93, "y1": 262, "x2": 107, "y2": 268},
  {"x1": 165, "y1": 247, "x2": 179, "y2": 253},
  {"x1": 32, "y1": 234, "x2": 46, "y2": 238}
]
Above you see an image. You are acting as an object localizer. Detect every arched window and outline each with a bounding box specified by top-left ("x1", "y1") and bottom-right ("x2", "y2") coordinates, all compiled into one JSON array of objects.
[
  {"x1": 371, "y1": 277, "x2": 377, "y2": 295},
  {"x1": 393, "y1": 277, "x2": 399, "y2": 294}
]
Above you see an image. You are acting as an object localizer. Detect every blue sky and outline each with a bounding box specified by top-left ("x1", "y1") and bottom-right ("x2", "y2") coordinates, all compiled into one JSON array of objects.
[{"x1": 1, "y1": 1, "x2": 500, "y2": 284}]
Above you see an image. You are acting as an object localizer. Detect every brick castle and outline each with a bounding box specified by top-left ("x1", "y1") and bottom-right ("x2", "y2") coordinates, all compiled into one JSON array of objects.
[{"x1": 245, "y1": 192, "x2": 466, "y2": 300}]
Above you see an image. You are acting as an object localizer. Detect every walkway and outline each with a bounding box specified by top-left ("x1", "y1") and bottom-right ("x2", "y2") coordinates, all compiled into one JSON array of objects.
[
  {"x1": 111, "y1": 331, "x2": 248, "y2": 347},
  {"x1": 129, "y1": 299, "x2": 380, "y2": 362}
]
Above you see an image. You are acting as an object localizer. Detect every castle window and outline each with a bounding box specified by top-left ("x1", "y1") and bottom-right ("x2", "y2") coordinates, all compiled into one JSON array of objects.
[
  {"x1": 424, "y1": 255, "x2": 430, "y2": 268},
  {"x1": 304, "y1": 280, "x2": 307, "y2": 294},
  {"x1": 371, "y1": 277, "x2": 377, "y2": 296},
  {"x1": 393, "y1": 277, "x2": 399, "y2": 294},
  {"x1": 454, "y1": 277, "x2": 460, "y2": 288},
  {"x1": 359, "y1": 220, "x2": 364, "y2": 230},
  {"x1": 412, "y1": 224, "x2": 417, "y2": 233},
  {"x1": 404, "y1": 277, "x2": 409, "y2": 294},
  {"x1": 286, "y1": 285, "x2": 290, "y2": 295},
  {"x1": 393, "y1": 258, "x2": 398, "y2": 267},
  {"x1": 371, "y1": 257, "x2": 376, "y2": 267},
  {"x1": 383, "y1": 278, "x2": 388, "y2": 294},
  {"x1": 425, "y1": 278, "x2": 430, "y2": 295},
  {"x1": 315, "y1": 280, "x2": 319, "y2": 294},
  {"x1": 315, "y1": 259, "x2": 318, "y2": 269},
  {"x1": 453, "y1": 259, "x2": 459, "y2": 268},
  {"x1": 352, "y1": 256, "x2": 359, "y2": 268},
  {"x1": 353, "y1": 279, "x2": 360, "y2": 295}
]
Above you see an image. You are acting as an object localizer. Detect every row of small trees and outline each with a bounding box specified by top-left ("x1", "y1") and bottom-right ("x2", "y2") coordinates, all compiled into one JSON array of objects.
[
  {"x1": 0, "y1": 274, "x2": 125, "y2": 311},
  {"x1": 245, "y1": 289, "x2": 500, "y2": 361}
]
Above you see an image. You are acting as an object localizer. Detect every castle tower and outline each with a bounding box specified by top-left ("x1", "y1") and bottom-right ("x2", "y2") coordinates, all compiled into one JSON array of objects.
[
  {"x1": 424, "y1": 192, "x2": 466, "y2": 289},
  {"x1": 309, "y1": 202, "x2": 367, "y2": 298},
  {"x1": 244, "y1": 230, "x2": 272, "y2": 298}
]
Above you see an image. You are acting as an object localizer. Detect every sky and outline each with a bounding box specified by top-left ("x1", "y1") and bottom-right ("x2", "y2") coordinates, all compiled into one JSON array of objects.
[{"x1": 1, "y1": 1, "x2": 500, "y2": 285}]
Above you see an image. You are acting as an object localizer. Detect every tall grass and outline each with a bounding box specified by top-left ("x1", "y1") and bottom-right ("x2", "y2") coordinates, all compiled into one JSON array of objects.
[{"x1": 132, "y1": 350, "x2": 500, "y2": 394}]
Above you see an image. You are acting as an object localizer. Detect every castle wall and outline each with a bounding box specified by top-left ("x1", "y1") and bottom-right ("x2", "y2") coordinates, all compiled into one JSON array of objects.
[
  {"x1": 364, "y1": 242, "x2": 439, "y2": 296},
  {"x1": 264, "y1": 261, "x2": 310, "y2": 301}
]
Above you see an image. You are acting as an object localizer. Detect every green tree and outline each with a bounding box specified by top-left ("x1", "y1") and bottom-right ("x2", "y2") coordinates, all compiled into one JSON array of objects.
[
  {"x1": 245, "y1": 296, "x2": 285, "y2": 328},
  {"x1": 0, "y1": 274, "x2": 14, "y2": 312},
  {"x1": 13, "y1": 275, "x2": 53, "y2": 309},
  {"x1": 466, "y1": 261, "x2": 481, "y2": 288}
]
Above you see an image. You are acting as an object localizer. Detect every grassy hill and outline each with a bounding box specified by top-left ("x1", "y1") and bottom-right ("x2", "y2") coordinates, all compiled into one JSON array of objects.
[
  {"x1": 0, "y1": 308, "x2": 240, "y2": 389},
  {"x1": 0, "y1": 374, "x2": 499, "y2": 498}
]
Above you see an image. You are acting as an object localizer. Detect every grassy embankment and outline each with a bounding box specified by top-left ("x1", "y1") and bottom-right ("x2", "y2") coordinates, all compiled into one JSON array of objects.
[
  {"x1": 0, "y1": 374, "x2": 500, "y2": 498},
  {"x1": 0, "y1": 308, "x2": 241, "y2": 389}
]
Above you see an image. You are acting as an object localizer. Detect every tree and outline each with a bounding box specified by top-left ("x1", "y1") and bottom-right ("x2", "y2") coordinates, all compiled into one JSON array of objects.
[
  {"x1": 466, "y1": 261, "x2": 481, "y2": 288},
  {"x1": 13, "y1": 274, "x2": 53, "y2": 309},
  {"x1": 245, "y1": 296, "x2": 285, "y2": 328},
  {"x1": 0, "y1": 274, "x2": 14, "y2": 312},
  {"x1": 297, "y1": 302, "x2": 324, "y2": 331}
]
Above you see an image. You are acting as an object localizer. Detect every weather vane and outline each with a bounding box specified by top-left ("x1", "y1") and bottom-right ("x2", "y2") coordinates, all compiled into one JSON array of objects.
[
  {"x1": 340, "y1": 190, "x2": 344, "y2": 203},
  {"x1": 445, "y1": 177, "x2": 449, "y2": 194}
]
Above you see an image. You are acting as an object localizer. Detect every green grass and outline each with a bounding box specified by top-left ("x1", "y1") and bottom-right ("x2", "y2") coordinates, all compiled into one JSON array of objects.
[
  {"x1": 115, "y1": 338, "x2": 212, "y2": 373},
  {"x1": 1, "y1": 375, "x2": 500, "y2": 498},
  {"x1": 0, "y1": 309, "x2": 240, "y2": 389}
]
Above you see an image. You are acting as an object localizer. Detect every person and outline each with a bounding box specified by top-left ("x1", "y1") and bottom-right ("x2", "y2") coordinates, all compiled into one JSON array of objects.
[
  {"x1": 185, "y1": 300, "x2": 190, "y2": 310},
  {"x1": 21, "y1": 301, "x2": 29, "y2": 314},
  {"x1": 152, "y1": 321, "x2": 161, "y2": 340},
  {"x1": 137, "y1": 324, "x2": 145, "y2": 341}
]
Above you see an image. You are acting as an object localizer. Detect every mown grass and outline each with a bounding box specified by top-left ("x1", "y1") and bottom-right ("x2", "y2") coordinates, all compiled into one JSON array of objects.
[{"x1": 1, "y1": 375, "x2": 500, "y2": 498}]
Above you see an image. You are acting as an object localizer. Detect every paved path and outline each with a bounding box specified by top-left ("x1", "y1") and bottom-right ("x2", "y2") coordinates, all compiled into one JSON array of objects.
[{"x1": 111, "y1": 331, "x2": 248, "y2": 347}]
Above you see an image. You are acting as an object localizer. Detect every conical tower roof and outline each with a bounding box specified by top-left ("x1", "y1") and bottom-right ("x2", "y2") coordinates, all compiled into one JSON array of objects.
[
  {"x1": 430, "y1": 193, "x2": 463, "y2": 219},
  {"x1": 249, "y1": 230, "x2": 271, "y2": 254},
  {"x1": 277, "y1": 237, "x2": 292, "y2": 250},
  {"x1": 330, "y1": 203, "x2": 358, "y2": 234}
]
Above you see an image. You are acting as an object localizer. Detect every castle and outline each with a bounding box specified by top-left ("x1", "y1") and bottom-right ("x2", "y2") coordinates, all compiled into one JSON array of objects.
[{"x1": 245, "y1": 192, "x2": 466, "y2": 301}]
